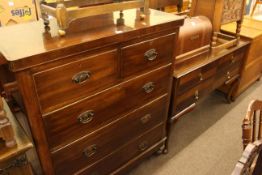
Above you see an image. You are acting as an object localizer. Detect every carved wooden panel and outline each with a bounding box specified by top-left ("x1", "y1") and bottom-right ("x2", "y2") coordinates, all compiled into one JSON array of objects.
[{"x1": 222, "y1": 0, "x2": 244, "y2": 24}]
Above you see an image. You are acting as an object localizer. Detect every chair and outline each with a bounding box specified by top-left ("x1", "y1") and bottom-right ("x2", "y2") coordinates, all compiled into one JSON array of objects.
[
  {"x1": 242, "y1": 100, "x2": 262, "y2": 149},
  {"x1": 231, "y1": 140, "x2": 262, "y2": 175},
  {"x1": 251, "y1": 0, "x2": 262, "y2": 16}
]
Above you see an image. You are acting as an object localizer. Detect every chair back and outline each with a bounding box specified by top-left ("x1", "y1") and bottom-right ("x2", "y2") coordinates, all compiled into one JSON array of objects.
[
  {"x1": 242, "y1": 100, "x2": 262, "y2": 149},
  {"x1": 232, "y1": 140, "x2": 262, "y2": 175}
]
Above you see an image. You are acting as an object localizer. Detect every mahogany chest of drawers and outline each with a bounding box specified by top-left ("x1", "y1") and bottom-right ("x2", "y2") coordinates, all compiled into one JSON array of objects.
[{"x1": 0, "y1": 9, "x2": 183, "y2": 175}]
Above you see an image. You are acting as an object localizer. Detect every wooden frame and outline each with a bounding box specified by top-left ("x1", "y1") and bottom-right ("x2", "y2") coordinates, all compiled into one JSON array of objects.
[
  {"x1": 40, "y1": 0, "x2": 150, "y2": 36},
  {"x1": 242, "y1": 100, "x2": 262, "y2": 149},
  {"x1": 232, "y1": 140, "x2": 262, "y2": 175},
  {"x1": 190, "y1": 0, "x2": 247, "y2": 54}
]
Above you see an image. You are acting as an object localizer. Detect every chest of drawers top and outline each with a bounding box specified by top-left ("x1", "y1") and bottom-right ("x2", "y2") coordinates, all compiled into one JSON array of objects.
[{"x1": 0, "y1": 9, "x2": 184, "y2": 72}]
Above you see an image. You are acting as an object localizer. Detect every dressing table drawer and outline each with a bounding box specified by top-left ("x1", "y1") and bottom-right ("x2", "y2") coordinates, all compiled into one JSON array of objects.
[{"x1": 177, "y1": 61, "x2": 217, "y2": 95}]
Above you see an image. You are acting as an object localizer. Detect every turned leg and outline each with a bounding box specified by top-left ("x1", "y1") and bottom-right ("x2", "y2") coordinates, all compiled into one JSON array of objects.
[
  {"x1": 163, "y1": 119, "x2": 176, "y2": 154},
  {"x1": 226, "y1": 78, "x2": 240, "y2": 103},
  {"x1": 56, "y1": 0, "x2": 68, "y2": 36},
  {"x1": 236, "y1": 20, "x2": 242, "y2": 45},
  {"x1": 211, "y1": 32, "x2": 218, "y2": 48},
  {"x1": 0, "y1": 97, "x2": 16, "y2": 148}
]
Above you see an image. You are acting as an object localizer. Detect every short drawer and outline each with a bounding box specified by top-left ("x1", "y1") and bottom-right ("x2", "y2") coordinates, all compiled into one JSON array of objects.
[
  {"x1": 214, "y1": 64, "x2": 241, "y2": 88},
  {"x1": 218, "y1": 49, "x2": 244, "y2": 72},
  {"x1": 174, "y1": 78, "x2": 214, "y2": 115},
  {"x1": 76, "y1": 124, "x2": 165, "y2": 175},
  {"x1": 51, "y1": 103, "x2": 166, "y2": 175},
  {"x1": 44, "y1": 65, "x2": 172, "y2": 149},
  {"x1": 177, "y1": 61, "x2": 217, "y2": 95},
  {"x1": 33, "y1": 49, "x2": 119, "y2": 114},
  {"x1": 121, "y1": 33, "x2": 175, "y2": 78}
]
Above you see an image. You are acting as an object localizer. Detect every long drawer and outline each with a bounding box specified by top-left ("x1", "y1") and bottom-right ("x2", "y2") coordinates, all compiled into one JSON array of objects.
[
  {"x1": 33, "y1": 49, "x2": 119, "y2": 114},
  {"x1": 177, "y1": 61, "x2": 217, "y2": 95},
  {"x1": 75, "y1": 124, "x2": 165, "y2": 175},
  {"x1": 44, "y1": 65, "x2": 172, "y2": 149},
  {"x1": 121, "y1": 33, "x2": 175, "y2": 78},
  {"x1": 51, "y1": 105, "x2": 166, "y2": 175},
  {"x1": 174, "y1": 77, "x2": 214, "y2": 115}
]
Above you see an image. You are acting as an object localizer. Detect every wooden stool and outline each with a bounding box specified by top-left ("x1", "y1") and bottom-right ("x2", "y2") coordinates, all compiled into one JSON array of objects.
[
  {"x1": 251, "y1": 0, "x2": 262, "y2": 16},
  {"x1": 0, "y1": 96, "x2": 34, "y2": 175}
]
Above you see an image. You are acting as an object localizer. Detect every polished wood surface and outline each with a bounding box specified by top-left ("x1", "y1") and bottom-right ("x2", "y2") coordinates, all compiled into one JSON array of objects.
[
  {"x1": 222, "y1": 16, "x2": 262, "y2": 97},
  {"x1": 121, "y1": 33, "x2": 175, "y2": 78},
  {"x1": 0, "y1": 9, "x2": 183, "y2": 174},
  {"x1": 33, "y1": 49, "x2": 119, "y2": 114},
  {"x1": 44, "y1": 65, "x2": 171, "y2": 149},
  {"x1": 176, "y1": 16, "x2": 212, "y2": 58},
  {"x1": 166, "y1": 41, "x2": 249, "y2": 152},
  {"x1": 168, "y1": 41, "x2": 249, "y2": 135},
  {"x1": 0, "y1": 9, "x2": 183, "y2": 71}
]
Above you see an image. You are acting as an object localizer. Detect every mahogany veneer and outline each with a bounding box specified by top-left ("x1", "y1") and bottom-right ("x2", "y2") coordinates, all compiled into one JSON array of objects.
[{"x1": 0, "y1": 9, "x2": 184, "y2": 175}]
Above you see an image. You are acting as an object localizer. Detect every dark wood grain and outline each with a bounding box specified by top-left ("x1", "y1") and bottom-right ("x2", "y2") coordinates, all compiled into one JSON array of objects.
[
  {"x1": 33, "y1": 49, "x2": 119, "y2": 114},
  {"x1": 52, "y1": 117, "x2": 165, "y2": 175},
  {"x1": 0, "y1": 9, "x2": 183, "y2": 175},
  {"x1": 121, "y1": 33, "x2": 175, "y2": 78},
  {"x1": 0, "y1": 9, "x2": 184, "y2": 72},
  {"x1": 76, "y1": 124, "x2": 165, "y2": 175},
  {"x1": 44, "y1": 65, "x2": 172, "y2": 149}
]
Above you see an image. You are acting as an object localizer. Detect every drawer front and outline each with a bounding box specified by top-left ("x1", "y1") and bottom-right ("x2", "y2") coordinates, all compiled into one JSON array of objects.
[
  {"x1": 218, "y1": 49, "x2": 244, "y2": 72},
  {"x1": 76, "y1": 124, "x2": 165, "y2": 175},
  {"x1": 51, "y1": 105, "x2": 166, "y2": 175},
  {"x1": 177, "y1": 61, "x2": 217, "y2": 95},
  {"x1": 44, "y1": 65, "x2": 172, "y2": 149},
  {"x1": 174, "y1": 78, "x2": 214, "y2": 115},
  {"x1": 121, "y1": 33, "x2": 175, "y2": 78},
  {"x1": 214, "y1": 64, "x2": 241, "y2": 88},
  {"x1": 33, "y1": 50, "x2": 119, "y2": 114}
]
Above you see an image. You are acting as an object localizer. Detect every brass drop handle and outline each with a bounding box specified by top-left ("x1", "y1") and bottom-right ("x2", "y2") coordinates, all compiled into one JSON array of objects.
[
  {"x1": 78, "y1": 110, "x2": 94, "y2": 124},
  {"x1": 140, "y1": 114, "x2": 152, "y2": 124},
  {"x1": 227, "y1": 71, "x2": 231, "y2": 80},
  {"x1": 199, "y1": 73, "x2": 204, "y2": 81},
  {"x1": 72, "y1": 71, "x2": 91, "y2": 84},
  {"x1": 144, "y1": 49, "x2": 158, "y2": 61},
  {"x1": 195, "y1": 90, "x2": 199, "y2": 101},
  {"x1": 143, "y1": 82, "x2": 155, "y2": 94},
  {"x1": 138, "y1": 141, "x2": 149, "y2": 151},
  {"x1": 83, "y1": 144, "x2": 97, "y2": 158}
]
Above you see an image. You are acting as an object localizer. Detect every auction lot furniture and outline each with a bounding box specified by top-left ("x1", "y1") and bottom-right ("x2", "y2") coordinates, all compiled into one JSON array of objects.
[
  {"x1": 222, "y1": 16, "x2": 262, "y2": 98},
  {"x1": 0, "y1": 97, "x2": 33, "y2": 175},
  {"x1": 167, "y1": 41, "x2": 250, "y2": 151},
  {"x1": 0, "y1": 9, "x2": 183, "y2": 175}
]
